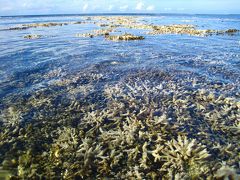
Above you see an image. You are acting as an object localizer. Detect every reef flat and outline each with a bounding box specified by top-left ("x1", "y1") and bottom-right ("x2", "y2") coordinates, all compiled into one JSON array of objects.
[
  {"x1": 2, "y1": 22, "x2": 84, "y2": 31},
  {"x1": 1, "y1": 16, "x2": 239, "y2": 40},
  {"x1": 0, "y1": 15, "x2": 240, "y2": 179},
  {"x1": 0, "y1": 67, "x2": 239, "y2": 179},
  {"x1": 106, "y1": 33, "x2": 145, "y2": 41}
]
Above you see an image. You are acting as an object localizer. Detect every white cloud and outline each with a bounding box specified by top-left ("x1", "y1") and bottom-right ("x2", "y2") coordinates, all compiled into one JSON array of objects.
[
  {"x1": 119, "y1": 5, "x2": 128, "y2": 11},
  {"x1": 108, "y1": 5, "x2": 114, "y2": 11},
  {"x1": 164, "y1": 7, "x2": 172, "y2": 11},
  {"x1": 83, "y1": 3, "x2": 88, "y2": 11},
  {"x1": 177, "y1": 8, "x2": 185, "y2": 11},
  {"x1": 22, "y1": 3, "x2": 28, "y2": 8},
  {"x1": 136, "y1": 2, "x2": 144, "y2": 10},
  {"x1": 0, "y1": 6, "x2": 13, "y2": 11},
  {"x1": 146, "y1": 5, "x2": 155, "y2": 11},
  {"x1": 92, "y1": 5, "x2": 98, "y2": 11}
]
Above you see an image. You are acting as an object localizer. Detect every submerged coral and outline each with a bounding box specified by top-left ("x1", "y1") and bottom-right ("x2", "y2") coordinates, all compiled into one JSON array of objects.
[
  {"x1": 0, "y1": 169, "x2": 13, "y2": 180},
  {"x1": 1, "y1": 68, "x2": 239, "y2": 179},
  {"x1": 161, "y1": 135, "x2": 210, "y2": 178},
  {"x1": 0, "y1": 15, "x2": 240, "y2": 179},
  {"x1": 214, "y1": 164, "x2": 239, "y2": 180},
  {"x1": 0, "y1": 106, "x2": 23, "y2": 127}
]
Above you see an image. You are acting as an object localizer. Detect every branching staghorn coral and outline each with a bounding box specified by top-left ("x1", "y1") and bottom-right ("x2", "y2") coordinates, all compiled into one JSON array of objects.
[
  {"x1": 0, "y1": 68, "x2": 239, "y2": 179},
  {"x1": 214, "y1": 164, "x2": 239, "y2": 180},
  {"x1": 0, "y1": 107, "x2": 23, "y2": 127},
  {"x1": 161, "y1": 135, "x2": 210, "y2": 178}
]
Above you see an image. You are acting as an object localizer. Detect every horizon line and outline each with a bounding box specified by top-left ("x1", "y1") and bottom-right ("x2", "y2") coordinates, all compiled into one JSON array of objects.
[{"x1": 1, "y1": 12, "x2": 240, "y2": 17}]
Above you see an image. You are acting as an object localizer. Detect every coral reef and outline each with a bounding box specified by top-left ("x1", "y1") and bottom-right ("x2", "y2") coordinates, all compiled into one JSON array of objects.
[
  {"x1": 2, "y1": 16, "x2": 239, "y2": 38},
  {"x1": 23, "y1": 34, "x2": 42, "y2": 39},
  {"x1": 5, "y1": 22, "x2": 69, "y2": 30},
  {"x1": 0, "y1": 67, "x2": 239, "y2": 179},
  {"x1": 161, "y1": 135, "x2": 210, "y2": 178},
  {"x1": 0, "y1": 107, "x2": 23, "y2": 127},
  {"x1": 214, "y1": 164, "x2": 239, "y2": 180},
  {"x1": 106, "y1": 33, "x2": 145, "y2": 41},
  {"x1": 76, "y1": 28, "x2": 115, "y2": 38},
  {"x1": 0, "y1": 169, "x2": 13, "y2": 180},
  {"x1": 80, "y1": 16, "x2": 240, "y2": 37},
  {"x1": 146, "y1": 25, "x2": 240, "y2": 36},
  {"x1": 0, "y1": 15, "x2": 240, "y2": 179},
  {"x1": 3, "y1": 21, "x2": 89, "y2": 31}
]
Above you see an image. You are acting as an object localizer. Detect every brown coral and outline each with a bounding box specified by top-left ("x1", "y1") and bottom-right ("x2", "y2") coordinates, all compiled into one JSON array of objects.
[{"x1": 106, "y1": 33, "x2": 145, "y2": 41}]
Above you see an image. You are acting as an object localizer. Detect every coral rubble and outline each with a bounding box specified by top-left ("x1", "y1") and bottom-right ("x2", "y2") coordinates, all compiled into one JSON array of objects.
[
  {"x1": 79, "y1": 16, "x2": 240, "y2": 37},
  {"x1": 3, "y1": 21, "x2": 89, "y2": 31},
  {"x1": 106, "y1": 33, "x2": 145, "y2": 41},
  {"x1": 23, "y1": 34, "x2": 42, "y2": 39},
  {"x1": 2, "y1": 16, "x2": 239, "y2": 38},
  {"x1": 6, "y1": 22, "x2": 69, "y2": 31},
  {"x1": 76, "y1": 28, "x2": 115, "y2": 38}
]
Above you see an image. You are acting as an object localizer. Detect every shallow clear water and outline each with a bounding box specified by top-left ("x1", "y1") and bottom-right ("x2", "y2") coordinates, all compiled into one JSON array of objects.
[
  {"x1": 0, "y1": 14, "x2": 240, "y2": 179},
  {"x1": 0, "y1": 14, "x2": 240, "y2": 100}
]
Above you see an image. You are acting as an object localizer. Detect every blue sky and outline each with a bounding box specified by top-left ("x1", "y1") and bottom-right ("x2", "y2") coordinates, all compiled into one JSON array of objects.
[{"x1": 0, "y1": 0, "x2": 239, "y2": 15}]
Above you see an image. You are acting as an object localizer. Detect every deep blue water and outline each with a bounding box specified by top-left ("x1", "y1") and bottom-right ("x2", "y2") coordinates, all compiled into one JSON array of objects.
[{"x1": 0, "y1": 14, "x2": 240, "y2": 99}]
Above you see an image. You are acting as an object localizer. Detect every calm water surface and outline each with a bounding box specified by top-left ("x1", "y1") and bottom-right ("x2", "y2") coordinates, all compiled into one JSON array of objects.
[
  {"x1": 0, "y1": 14, "x2": 240, "y2": 104},
  {"x1": 0, "y1": 14, "x2": 240, "y2": 179}
]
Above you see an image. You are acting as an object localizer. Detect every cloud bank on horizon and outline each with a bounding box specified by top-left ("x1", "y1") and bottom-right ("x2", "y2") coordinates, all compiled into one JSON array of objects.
[{"x1": 0, "y1": 0, "x2": 239, "y2": 15}]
